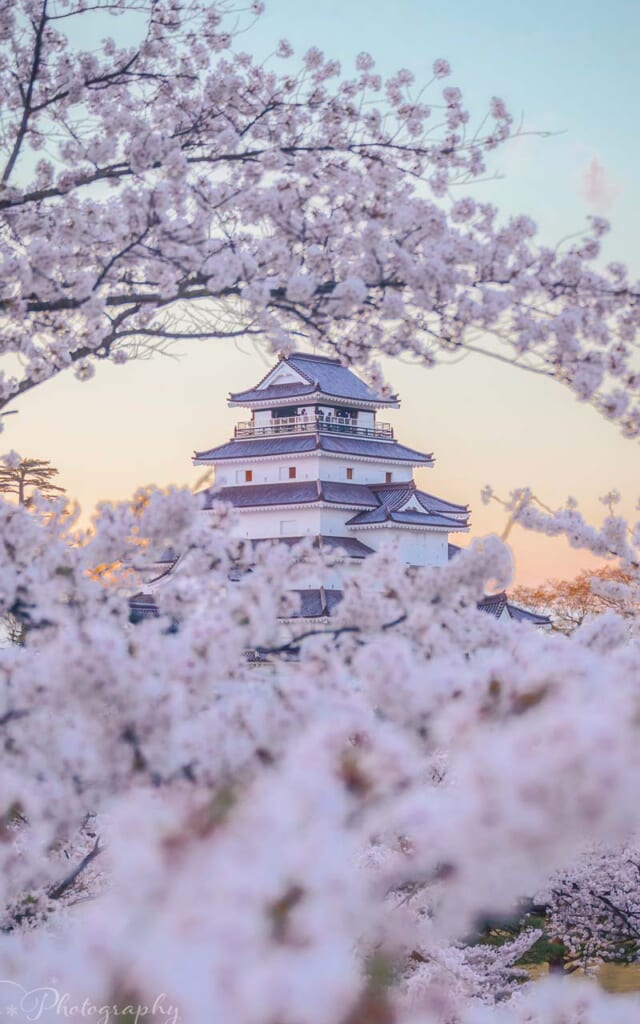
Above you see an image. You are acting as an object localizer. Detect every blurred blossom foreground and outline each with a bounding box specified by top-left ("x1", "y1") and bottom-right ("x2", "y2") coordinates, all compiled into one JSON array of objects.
[{"x1": 2, "y1": 1, "x2": 640, "y2": 1022}]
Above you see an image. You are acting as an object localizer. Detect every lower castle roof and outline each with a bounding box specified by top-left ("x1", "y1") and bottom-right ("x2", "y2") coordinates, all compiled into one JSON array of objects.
[
  {"x1": 204, "y1": 479, "x2": 470, "y2": 532},
  {"x1": 477, "y1": 591, "x2": 551, "y2": 625},
  {"x1": 285, "y1": 589, "x2": 551, "y2": 624},
  {"x1": 287, "y1": 588, "x2": 345, "y2": 619},
  {"x1": 130, "y1": 586, "x2": 549, "y2": 627},
  {"x1": 251, "y1": 535, "x2": 375, "y2": 558},
  {"x1": 346, "y1": 507, "x2": 466, "y2": 528},
  {"x1": 205, "y1": 480, "x2": 376, "y2": 509}
]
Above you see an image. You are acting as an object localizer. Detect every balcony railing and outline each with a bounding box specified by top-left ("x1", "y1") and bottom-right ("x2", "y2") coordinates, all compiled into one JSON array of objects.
[{"x1": 234, "y1": 415, "x2": 394, "y2": 440}]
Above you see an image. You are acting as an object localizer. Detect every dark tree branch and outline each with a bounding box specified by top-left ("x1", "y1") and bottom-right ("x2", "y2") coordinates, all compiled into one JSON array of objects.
[
  {"x1": 255, "y1": 611, "x2": 408, "y2": 658},
  {"x1": 0, "y1": 709, "x2": 29, "y2": 727},
  {"x1": 2, "y1": 1, "x2": 49, "y2": 185},
  {"x1": 48, "y1": 836, "x2": 102, "y2": 901}
]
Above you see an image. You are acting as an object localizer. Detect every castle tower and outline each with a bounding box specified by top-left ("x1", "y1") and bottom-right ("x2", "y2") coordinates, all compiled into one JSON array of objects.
[
  {"x1": 129, "y1": 354, "x2": 551, "y2": 629},
  {"x1": 193, "y1": 353, "x2": 469, "y2": 616}
]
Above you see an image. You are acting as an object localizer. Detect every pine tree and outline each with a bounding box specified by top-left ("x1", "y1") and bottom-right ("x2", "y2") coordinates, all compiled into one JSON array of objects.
[{"x1": 0, "y1": 457, "x2": 65, "y2": 507}]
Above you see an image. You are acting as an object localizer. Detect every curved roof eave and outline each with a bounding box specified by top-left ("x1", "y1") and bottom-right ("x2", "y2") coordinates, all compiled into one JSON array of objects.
[
  {"x1": 228, "y1": 390, "x2": 399, "y2": 410},
  {"x1": 348, "y1": 519, "x2": 470, "y2": 533},
  {"x1": 193, "y1": 435, "x2": 433, "y2": 465}
]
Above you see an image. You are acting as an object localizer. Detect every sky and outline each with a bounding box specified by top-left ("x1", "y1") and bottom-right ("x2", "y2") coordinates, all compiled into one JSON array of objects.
[{"x1": 4, "y1": 0, "x2": 640, "y2": 585}]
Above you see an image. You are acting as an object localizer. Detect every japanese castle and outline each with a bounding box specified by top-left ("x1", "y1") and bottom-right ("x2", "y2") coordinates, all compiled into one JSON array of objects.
[
  {"x1": 130, "y1": 351, "x2": 549, "y2": 628},
  {"x1": 192, "y1": 351, "x2": 469, "y2": 619}
]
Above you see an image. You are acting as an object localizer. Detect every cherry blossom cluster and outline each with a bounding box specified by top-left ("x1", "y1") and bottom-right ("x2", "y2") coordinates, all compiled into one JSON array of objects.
[
  {"x1": 541, "y1": 841, "x2": 640, "y2": 967},
  {"x1": 2, "y1": 3, "x2": 640, "y2": 1021},
  {"x1": 484, "y1": 485, "x2": 640, "y2": 627},
  {"x1": 0, "y1": 481, "x2": 640, "y2": 1021},
  {"x1": 1, "y1": 1, "x2": 639, "y2": 435}
]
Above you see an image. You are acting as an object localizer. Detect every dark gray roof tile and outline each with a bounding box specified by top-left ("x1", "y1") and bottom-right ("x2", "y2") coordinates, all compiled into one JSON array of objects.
[
  {"x1": 230, "y1": 353, "x2": 397, "y2": 406},
  {"x1": 346, "y1": 507, "x2": 467, "y2": 529},
  {"x1": 321, "y1": 435, "x2": 432, "y2": 463},
  {"x1": 345, "y1": 507, "x2": 387, "y2": 525},
  {"x1": 288, "y1": 353, "x2": 397, "y2": 404},
  {"x1": 414, "y1": 490, "x2": 469, "y2": 515},
  {"x1": 477, "y1": 592, "x2": 508, "y2": 618},
  {"x1": 506, "y1": 603, "x2": 552, "y2": 625},
  {"x1": 477, "y1": 592, "x2": 551, "y2": 625},
  {"x1": 205, "y1": 478, "x2": 469, "y2": 526},
  {"x1": 287, "y1": 588, "x2": 344, "y2": 618},
  {"x1": 205, "y1": 480, "x2": 320, "y2": 508},
  {"x1": 229, "y1": 382, "x2": 317, "y2": 403},
  {"x1": 204, "y1": 480, "x2": 377, "y2": 510},
  {"x1": 194, "y1": 436, "x2": 318, "y2": 461},
  {"x1": 194, "y1": 434, "x2": 432, "y2": 464},
  {"x1": 371, "y1": 484, "x2": 468, "y2": 516},
  {"x1": 321, "y1": 480, "x2": 378, "y2": 505},
  {"x1": 389, "y1": 510, "x2": 468, "y2": 528},
  {"x1": 251, "y1": 535, "x2": 374, "y2": 558},
  {"x1": 129, "y1": 593, "x2": 159, "y2": 623}
]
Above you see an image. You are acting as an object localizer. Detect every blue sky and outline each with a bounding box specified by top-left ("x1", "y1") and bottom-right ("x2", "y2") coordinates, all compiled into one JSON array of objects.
[{"x1": 250, "y1": 0, "x2": 640, "y2": 261}]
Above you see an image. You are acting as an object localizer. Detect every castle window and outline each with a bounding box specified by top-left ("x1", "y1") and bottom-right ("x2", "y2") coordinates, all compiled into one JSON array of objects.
[
  {"x1": 288, "y1": 466, "x2": 297, "y2": 479},
  {"x1": 346, "y1": 467, "x2": 353, "y2": 480},
  {"x1": 245, "y1": 469, "x2": 253, "y2": 482},
  {"x1": 385, "y1": 471, "x2": 392, "y2": 483}
]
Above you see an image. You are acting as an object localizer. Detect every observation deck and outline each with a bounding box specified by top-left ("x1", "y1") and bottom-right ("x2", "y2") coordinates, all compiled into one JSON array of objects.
[{"x1": 234, "y1": 416, "x2": 394, "y2": 441}]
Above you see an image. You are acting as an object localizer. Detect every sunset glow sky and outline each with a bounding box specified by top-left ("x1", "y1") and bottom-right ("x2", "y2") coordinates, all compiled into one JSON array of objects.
[{"x1": 4, "y1": 0, "x2": 639, "y2": 585}]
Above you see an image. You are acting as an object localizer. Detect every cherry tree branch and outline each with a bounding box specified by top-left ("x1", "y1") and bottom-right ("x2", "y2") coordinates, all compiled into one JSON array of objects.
[
  {"x1": 48, "y1": 837, "x2": 102, "y2": 901},
  {"x1": 1, "y1": 0, "x2": 49, "y2": 185}
]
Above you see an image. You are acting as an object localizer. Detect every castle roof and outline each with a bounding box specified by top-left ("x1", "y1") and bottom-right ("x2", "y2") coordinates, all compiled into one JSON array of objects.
[
  {"x1": 344, "y1": 482, "x2": 469, "y2": 529},
  {"x1": 194, "y1": 434, "x2": 433, "y2": 465},
  {"x1": 251, "y1": 535, "x2": 375, "y2": 558},
  {"x1": 476, "y1": 591, "x2": 509, "y2": 618},
  {"x1": 507, "y1": 603, "x2": 552, "y2": 625},
  {"x1": 129, "y1": 592, "x2": 160, "y2": 623},
  {"x1": 476, "y1": 591, "x2": 551, "y2": 626},
  {"x1": 229, "y1": 352, "x2": 398, "y2": 408},
  {"x1": 370, "y1": 483, "x2": 468, "y2": 515},
  {"x1": 281, "y1": 590, "x2": 551, "y2": 624},
  {"x1": 287, "y1": 588, "x2": 345, "y2": 619},
  {"x1": 279, "y1": 589, "x2": 551, "y2": 625},
  {"x1": 204, "y1": 480, "x2": 376, "y2": 509},
  {"x1": 130, "y1": 585, "x2": 550, "y2": 627},
  {"x1": 346, "y1": 507, "x2": 466, "y2": 528},
  {"x1": 204, "y1": 479, "x2": 469, "y2": 532}
]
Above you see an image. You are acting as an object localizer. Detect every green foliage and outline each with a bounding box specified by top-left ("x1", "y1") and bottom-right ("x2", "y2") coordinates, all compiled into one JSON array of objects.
[{"x1": 473, "y1": 907, "x2": 573, "y2": 973}]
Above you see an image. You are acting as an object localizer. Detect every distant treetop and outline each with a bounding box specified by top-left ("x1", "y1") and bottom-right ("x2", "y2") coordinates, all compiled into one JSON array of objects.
[{"x1": 0, "y1": 454, "x2": 65, "y2": 507}]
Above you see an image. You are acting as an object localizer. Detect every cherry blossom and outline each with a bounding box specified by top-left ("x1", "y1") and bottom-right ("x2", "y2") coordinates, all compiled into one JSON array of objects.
[
  {"x1": 1, "y1": 4, "x2": 640, "y2": 1023},
  {"x1": 0, "y1": 0, "x2": 638, "y2": 436}
]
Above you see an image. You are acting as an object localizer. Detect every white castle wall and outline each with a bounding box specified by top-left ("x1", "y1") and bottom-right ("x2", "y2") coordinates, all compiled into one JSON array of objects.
[
  {"x1": 214, "y1": 455, "x2": 414, "y2": 488},
  {"x1": 287, "y1": 563, "x2": 353, "y2": 591},
  {"x1": 315, "y1": 458, "x2": 413, "y2": 485},
  {"x1": 225, "y1": 506, "x2": 452, "y2": 567},
  {"x1": 351, "y1": 527, "x2": 449, "y2": 567},
  {"x1": 230, "y1": 506, "x2": 355, "y2": 539}
]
